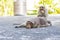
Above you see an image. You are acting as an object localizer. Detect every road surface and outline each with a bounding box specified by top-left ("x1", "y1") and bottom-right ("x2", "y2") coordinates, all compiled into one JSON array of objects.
[{"x1": 0, "y1": 15, "x2": 60, "y2": 40}]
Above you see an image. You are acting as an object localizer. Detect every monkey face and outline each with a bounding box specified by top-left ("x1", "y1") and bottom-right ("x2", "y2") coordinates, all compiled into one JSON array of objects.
[
  {"x1": 26, "y1": 21, "x2": 33, "y2": 29},
  {"x1": 40, "y1": 6, "x2": 45, "y2": 10},
  {"x1": 39, "y1": 6, "x2": 45, "y2": 14}
]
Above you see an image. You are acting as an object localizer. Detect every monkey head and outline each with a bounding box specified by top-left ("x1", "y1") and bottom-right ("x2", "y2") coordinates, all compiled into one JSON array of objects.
[
  {"x1": 39, "y1": 6, "x2": 45, "y2": 14},
  {"x1": 26, "y1": 21, "x2": 33, "y2": 29},
  {"x1": 39, "y1": 6, "x2": 45, "y2": 10}
]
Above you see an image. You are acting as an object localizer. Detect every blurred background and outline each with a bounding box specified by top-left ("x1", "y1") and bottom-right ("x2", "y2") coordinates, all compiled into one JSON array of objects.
[
  {"x1": 0, "y1": 0, "x2": 14, "y2": 16},
  {"x1": 0, "y1": 0, "x2": 60, "y2": 16},
  {"x1": 27, "y1": 0, "x2": 60, "y2": 15}
]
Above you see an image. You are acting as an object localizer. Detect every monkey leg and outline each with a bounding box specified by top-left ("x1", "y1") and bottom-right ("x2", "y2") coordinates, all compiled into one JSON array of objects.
[{"x1": 15, "y1": 25, "x2": 26, "y2": 28}]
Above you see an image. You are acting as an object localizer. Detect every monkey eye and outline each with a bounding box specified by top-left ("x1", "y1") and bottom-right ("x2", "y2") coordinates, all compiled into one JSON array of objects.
[{"x1": 40, "y1": 7, "x2": 44, "y2": 9}]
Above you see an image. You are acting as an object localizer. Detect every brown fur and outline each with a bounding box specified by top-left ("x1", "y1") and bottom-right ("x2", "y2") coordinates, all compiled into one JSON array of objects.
[
  {"x1": 26, "y1": 17, "x2": 49, "y2": 28},
  {"x1": 26, "y1": 21, "x2": 33, "y2": 29}
]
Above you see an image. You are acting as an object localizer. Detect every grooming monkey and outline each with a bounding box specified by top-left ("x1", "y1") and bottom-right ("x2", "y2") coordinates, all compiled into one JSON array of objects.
[{"x1": 38, "y1": 6, "x2": 52, "y2": 26}]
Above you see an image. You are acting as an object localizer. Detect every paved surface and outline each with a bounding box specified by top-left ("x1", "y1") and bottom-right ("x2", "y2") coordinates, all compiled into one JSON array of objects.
[{"x1": 0, "y1": 15, "x2": 60, "y2": 40}]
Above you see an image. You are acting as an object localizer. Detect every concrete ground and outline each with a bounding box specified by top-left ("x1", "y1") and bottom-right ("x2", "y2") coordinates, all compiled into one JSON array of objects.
[{"x1": 0, "y1": 15, "x2": 60, "y2": 40}]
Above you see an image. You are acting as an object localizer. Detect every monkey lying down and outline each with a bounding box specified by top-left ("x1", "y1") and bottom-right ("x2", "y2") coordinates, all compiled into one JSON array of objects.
[{"x1": 15, "y1": 17, "x2": 52, "y2": 29}]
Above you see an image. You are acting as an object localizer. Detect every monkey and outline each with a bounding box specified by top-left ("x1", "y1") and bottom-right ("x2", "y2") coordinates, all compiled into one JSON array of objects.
[
  {"x1": 37, "y1": 6, "x2": 52, "y2": 26},
  {"x1": 26, "y1": 21, "x2": 33, "y2": 29},
  {"x1": 25, "y1": 17, "x2": 50, "y2": 28}
]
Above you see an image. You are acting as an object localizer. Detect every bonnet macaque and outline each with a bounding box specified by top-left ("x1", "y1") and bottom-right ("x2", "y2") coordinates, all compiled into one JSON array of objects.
[{"x1": 38, "y1": 6, "x2": 52, "y2": 26}]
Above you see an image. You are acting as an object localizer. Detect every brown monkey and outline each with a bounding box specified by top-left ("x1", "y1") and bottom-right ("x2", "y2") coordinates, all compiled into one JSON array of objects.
[
  {"x1": 26, "y1": 21, "x2": 33, "y2": 29},
  {"x1": 38, "y1": 6, "x2": 52, "y2": 26}
]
